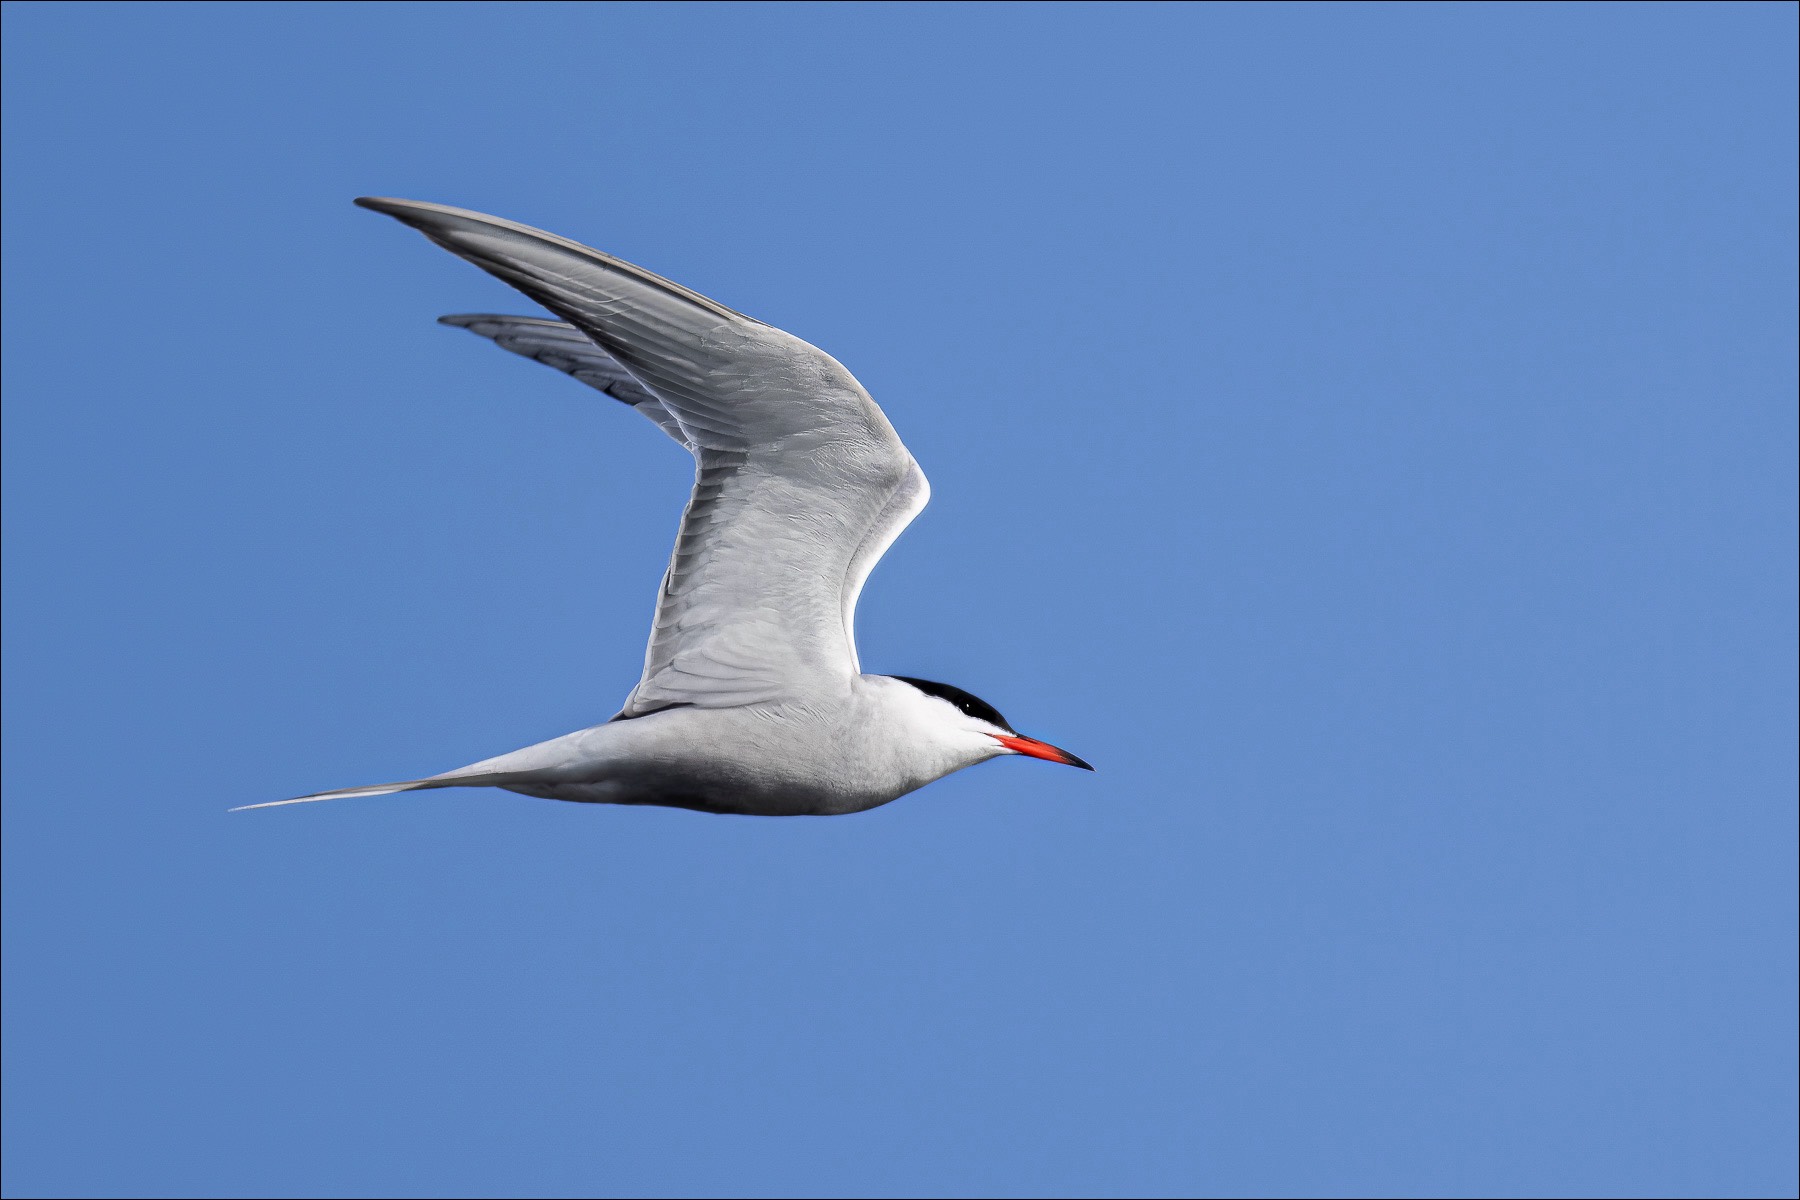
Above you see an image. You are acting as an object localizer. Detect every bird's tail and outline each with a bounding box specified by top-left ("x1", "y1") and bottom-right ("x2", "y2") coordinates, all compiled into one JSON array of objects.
[{"x1": 230, "y1": 771, "x2": 520, "y2": 812}]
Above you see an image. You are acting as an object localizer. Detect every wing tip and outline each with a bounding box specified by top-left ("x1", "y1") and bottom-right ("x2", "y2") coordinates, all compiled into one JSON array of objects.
[
  {"x1": 436, "y1": 313, "x2": 568, "y2": 331},
  {"x1": 354, "y1": 195, "x2": 425, "y2": 217},
  {"x1": 354, "y1": 195, "x2": 756, "y2": 326},
  {"x1": 353, "y1": 195, "x2": 406, "y2": 217},
  {"x1": 354, "y1": 196, "x2": 479, "y2": 237}
]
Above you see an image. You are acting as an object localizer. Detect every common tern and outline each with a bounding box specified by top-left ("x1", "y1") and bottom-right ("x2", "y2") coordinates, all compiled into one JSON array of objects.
[{"x1": 239, "y1": 198, "x2": 1090, "y2": 816}]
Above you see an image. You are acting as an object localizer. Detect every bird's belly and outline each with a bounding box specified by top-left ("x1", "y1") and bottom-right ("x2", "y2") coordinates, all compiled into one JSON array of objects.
[
  {"x1": 492, "y1": 700, "x2": 941, "y2": 817},
  {"x1": 504, "y1": 736, "x2": 913, "y2": 817}
]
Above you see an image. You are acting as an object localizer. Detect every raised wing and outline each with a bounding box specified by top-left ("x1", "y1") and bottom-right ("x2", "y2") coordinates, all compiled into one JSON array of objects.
[{"x1": 358, "y1": 197, "x2": 929, "y2": 715}]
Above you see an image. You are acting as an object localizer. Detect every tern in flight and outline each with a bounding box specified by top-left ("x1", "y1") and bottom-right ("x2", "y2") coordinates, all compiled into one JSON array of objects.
[{"x1": 240, "y1": 198, "x2": 1090, "y2": 816}]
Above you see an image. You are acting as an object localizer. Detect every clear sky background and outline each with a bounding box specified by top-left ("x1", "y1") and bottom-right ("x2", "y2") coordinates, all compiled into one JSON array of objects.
[{"x1": 3, "y1": 3, "x2": 1795, "y2": 1197}]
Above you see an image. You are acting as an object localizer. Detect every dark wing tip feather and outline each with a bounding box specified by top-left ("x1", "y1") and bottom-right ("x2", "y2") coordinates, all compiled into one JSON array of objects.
[
  {"x1": 437, "y1": 313, "x2": 569, "y2": 331},
  {"x1": 353, "y1": 196, "x2": 754, "y2": 325}
]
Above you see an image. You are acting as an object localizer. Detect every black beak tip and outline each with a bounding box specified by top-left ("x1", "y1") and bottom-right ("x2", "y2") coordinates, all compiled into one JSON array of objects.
[{"x1": 1065, "y1": 751, "x2": 1095, "y2": 772}]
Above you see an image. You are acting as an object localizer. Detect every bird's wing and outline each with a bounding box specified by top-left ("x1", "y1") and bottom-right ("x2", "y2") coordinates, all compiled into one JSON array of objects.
[
  {"x1": 437, "y1": 314, "x2": 692, "y2": 446},
  {"x1": 358, "y1": 197, "x2": 929, "y2": 714}
]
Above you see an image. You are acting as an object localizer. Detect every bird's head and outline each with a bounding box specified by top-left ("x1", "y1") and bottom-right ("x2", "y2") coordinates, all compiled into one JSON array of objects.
[{"x1": 883, "y1": 675, "x2": 1092, "y2": 774}]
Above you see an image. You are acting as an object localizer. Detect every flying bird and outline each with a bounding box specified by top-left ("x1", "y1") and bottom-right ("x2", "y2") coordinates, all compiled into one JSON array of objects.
[{"x1": 239, "y1": 198, "x2": 1090, "y2": 816}]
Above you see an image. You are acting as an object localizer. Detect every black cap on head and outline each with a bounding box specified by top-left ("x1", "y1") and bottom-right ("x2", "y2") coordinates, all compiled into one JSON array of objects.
[{"x1": 888, "y1": 676, "x2": 1015, "y2": 733}]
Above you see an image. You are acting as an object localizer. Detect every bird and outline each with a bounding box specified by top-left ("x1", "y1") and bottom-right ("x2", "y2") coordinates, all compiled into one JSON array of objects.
[{"x1": 236, "y1": 198, "x2": 1090, "y2": 817}]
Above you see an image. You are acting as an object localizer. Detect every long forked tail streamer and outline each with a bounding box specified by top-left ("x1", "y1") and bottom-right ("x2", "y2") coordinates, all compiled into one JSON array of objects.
[
  {"x1": 228, "y1": 779, "x2": 442, "y2": 812},
  {"x1": 228, "y1": 768, "x2": 530, "y2": 812}
]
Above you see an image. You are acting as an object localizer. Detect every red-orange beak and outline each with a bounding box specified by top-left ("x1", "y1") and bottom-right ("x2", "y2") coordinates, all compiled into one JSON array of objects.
[{"x1": 993, "y1": 734, "x2": 1094, "y2": 771}]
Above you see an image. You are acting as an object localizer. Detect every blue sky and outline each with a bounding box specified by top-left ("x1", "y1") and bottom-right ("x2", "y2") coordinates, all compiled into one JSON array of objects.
[{"x1": 3, "y1": 3, "x2": 1794, "y2": 1197}]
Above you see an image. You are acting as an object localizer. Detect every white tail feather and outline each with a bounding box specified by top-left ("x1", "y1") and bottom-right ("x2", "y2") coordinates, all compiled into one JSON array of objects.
[
  {"x1": 230, "y1": 769, "x2": 528, "y2": 812},
  {"x1": 229, "y1": 779, "x2": 440, "y2": 812}
]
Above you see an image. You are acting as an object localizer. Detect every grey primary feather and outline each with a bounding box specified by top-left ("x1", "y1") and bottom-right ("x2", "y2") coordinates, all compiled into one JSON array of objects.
[
  {"x1": 437, "y1": 314, "x2": 693, "y2": 446},
  {"x1": 355, "y1": 198, "x2": 931, "y2": 716}
]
